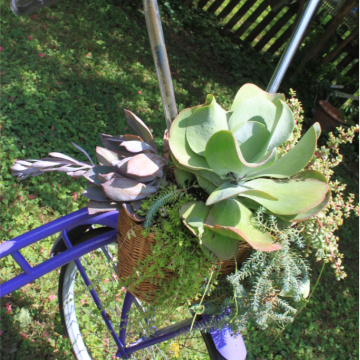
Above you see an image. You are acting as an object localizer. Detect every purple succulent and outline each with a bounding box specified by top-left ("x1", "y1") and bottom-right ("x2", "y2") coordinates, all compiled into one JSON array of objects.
[{"x1": 12, "y1": 110, "x2": 168, "y2": 217}]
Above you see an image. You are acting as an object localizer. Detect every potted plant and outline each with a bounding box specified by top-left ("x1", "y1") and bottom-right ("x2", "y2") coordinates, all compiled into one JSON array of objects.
[{"x1": 12, "y1": 83, "x2": 357, "y2": 332}]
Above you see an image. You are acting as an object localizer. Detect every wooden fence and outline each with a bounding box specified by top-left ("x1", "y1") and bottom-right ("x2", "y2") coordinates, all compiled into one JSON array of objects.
[{"x1": 187, "y1": 0, "x2": 359, "y2": 93}]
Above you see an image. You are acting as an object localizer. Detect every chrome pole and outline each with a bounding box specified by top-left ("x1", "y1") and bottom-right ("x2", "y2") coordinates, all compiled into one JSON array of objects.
[
  {"x1": 143, "y1": 0, "x2": 178, "y2": 129},
  {"x1": 266, "y1": 0, "x2": 321, "y2": 94}
]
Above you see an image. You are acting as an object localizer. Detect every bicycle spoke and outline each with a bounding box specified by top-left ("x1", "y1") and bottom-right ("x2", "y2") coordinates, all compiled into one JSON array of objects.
[{"x1": 59, "y1": 231, "x2": 215, "y2": 359}]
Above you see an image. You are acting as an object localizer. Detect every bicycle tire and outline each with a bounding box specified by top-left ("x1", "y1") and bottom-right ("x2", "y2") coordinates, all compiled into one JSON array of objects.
[{"x1": 58, "y1": 227, "x2": 223, "y2": 360}]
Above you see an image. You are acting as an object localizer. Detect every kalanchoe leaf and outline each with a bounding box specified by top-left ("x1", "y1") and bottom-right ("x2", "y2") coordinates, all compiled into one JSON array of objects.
[
  {"x1": 96, "y1": 146, "x2": 120, "y2": 166},
  {"x1": 124, "y1": 110, "x2": 157, "y2": 151},
  {"x1": 101, "y1": 176, "x2": 158, "y2": 202},
  {"x1": 83, "y1": 166, "x2": 116, "y2": 184},
  {"x1": 228, "y1": 96, "x2": 277, "y2": 138},
  {"x1": 100, "y1": 133, "x2": 142, "y2": 153},
  {"x1": 264, "y1": 99, "x2": 295, "y2": 154},
  {"x1": 196, "y1": 174, "x2": 218, "y2": 194},
  {"x1": 231, "y1": 121, "x2": 270, "y2": 162},
  {"x1": 119, "y1": 141, "x2": 157, "y2": 154},
  {"x1": 71, "y1": 142, "x2": 95, "y2": 166},
  {"x1": 87, "y1": 200, "x2": 122, "y2": 215},
  {"x1": 277, "y1": 170, "x2": 331, "y2": 222},
  {"x1": 174, "y1": 166, "x2": 195, "y2": 188},
  {"x1": 117, "y1": 153, "x2": 166, "y2": 182},
  {"x1": 82, "y1": 185, "x2": 109, "y2": 202},
  {"x1": 186, "y1": 94, "x2": 228, "y2": 156},
  {"x1": 122, "y1": 203, "x2": 145, "y2": 222}
]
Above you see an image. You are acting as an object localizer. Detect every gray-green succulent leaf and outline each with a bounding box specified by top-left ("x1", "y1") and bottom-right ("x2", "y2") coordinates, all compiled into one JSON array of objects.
[{"x1": 171, "y1": 83, "x2": 330, "y2": 257}]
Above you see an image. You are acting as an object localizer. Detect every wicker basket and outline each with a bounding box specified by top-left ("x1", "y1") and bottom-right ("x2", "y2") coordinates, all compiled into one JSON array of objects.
[{"x1": 117, "y1": 209, "x2": 251, "y2": 302}]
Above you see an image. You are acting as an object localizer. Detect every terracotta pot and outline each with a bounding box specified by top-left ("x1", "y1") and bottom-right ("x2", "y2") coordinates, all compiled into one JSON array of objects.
[{"x1": 313, "y1": 100, "x2": 346, "y2": 131}]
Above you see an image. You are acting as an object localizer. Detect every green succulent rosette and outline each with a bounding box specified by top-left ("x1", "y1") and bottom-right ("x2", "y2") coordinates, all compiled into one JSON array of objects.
[{"x1": 169, "y1": 84, "x2": 330, "y2": 260}]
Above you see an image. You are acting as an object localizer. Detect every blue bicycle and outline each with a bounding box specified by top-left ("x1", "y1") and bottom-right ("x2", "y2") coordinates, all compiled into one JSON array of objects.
[{"x1": 1, "y1": 0, "x2": 321, "y2": 358}]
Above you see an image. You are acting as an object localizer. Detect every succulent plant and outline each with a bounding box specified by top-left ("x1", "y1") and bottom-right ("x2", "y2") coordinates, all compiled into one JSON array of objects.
[
  {"x1": 12, "y1": 110, "x2": 168, "y2": 216},
  {"x1": 169, "y1": 84, "x2": 330, "y2": 260}
]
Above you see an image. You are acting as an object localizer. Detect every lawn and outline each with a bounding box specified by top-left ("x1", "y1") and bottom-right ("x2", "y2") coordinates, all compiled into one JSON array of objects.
[{"x1": 0, "y1": 0, "x2": 358, "y2": 359}]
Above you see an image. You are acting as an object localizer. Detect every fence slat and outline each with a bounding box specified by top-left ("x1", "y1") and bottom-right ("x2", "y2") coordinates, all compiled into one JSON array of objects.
[
  {"x1": 254, "y1": 6, "x2": 295, "y2": 51},
  {"x1": 323, "y1": 26, "x2": 359, "y2": 65},
  {"x1": 198, "y1": 0, "x2": 210, "y2": 9},
  {"x1": 218, "y1": 0, "x2": 241, "y2": 19},
  {"x1": 208, "y1": 0, "x2": 226, "y2": 13},
  {"x1": 267, "y1": 21, "x2": 293, "y2": 54},
  {"x1": 225, "y1": 0, "x2": 257, "y2": 30},
  {"x1": 233, "y1": 0, "x2": 269, "y2": 38},
  {"x1": 190, "y1": 0, "x2": 358, "y2": 91}
]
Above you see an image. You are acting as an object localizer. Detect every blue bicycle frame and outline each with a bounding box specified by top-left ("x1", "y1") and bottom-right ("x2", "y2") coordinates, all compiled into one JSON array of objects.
[{"x1": 0, "y1": 208, "x2": 245, "y2": 358}]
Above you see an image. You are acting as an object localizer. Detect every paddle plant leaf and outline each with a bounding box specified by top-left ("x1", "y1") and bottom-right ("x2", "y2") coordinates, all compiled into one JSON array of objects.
[
  {"x1": 249, "y1": 123, "x2": 321, "y2": 179},
  {"x1": 242, "y1": 177, "x2": 329, "y2": 215},
  {"x1": 232, "y1": 121, "x2": 270, "y2": 162},
  {"x1": 201, "y1": 228, "x2": 239, "y2": 260},
  {"x1": 204, "y1": 199, "x2": 281, "y2": 252},
  {"x1": 228, "y1": 96, "x2": 277, "y2": 135},
  {"x1": 231, "y1": 83, "x2": 285, "y2": 110},
  {"x1": 186, "y1": 94, "x2": 228, "y2": 155},
  {"x1": 265, "y1": 99, "x2": 295, "y2": 153},
  {"x1": 206, "y1": 182, "x2": 277, "y2": 206},
  {"x1": 169, "y1": 106, "x2": 212, "y2": 171},
  {"x1": 205, "y1": 130, "x2": 275, "y2": 178},
  {"x1": 179, "y1": 201, "x2": 210, "y2": 237}
]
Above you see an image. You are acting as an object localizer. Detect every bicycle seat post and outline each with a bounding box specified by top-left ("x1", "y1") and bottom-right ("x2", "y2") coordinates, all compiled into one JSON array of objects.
[
  {"x1": 143, "y1": 0, "x2": 178, "y2": 130},
  {"x1": 267, "y1": 0, "x2": 321, "y2": 94}
]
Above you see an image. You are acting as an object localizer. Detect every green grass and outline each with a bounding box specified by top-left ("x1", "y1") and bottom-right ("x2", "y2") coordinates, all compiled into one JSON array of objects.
[{"x1": 0, "y1": 0, "x2": 358, "y2": 359}]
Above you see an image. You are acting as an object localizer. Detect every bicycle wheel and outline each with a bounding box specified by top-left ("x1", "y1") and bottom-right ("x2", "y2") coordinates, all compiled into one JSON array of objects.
[{"x1": 58, "y1": 228, "x2": 223, "y2": 360}]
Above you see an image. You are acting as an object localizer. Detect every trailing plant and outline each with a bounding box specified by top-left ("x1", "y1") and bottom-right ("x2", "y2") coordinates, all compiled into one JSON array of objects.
[
  {"x1": 285, "y1": 90, "x2": 358, "y2": 280},
  {"x1": 302, "y1": 124, "x2": 359, "y2": 280},
  {"x1": 119, "y1": 187, "x2": 217, "y2": 323}
]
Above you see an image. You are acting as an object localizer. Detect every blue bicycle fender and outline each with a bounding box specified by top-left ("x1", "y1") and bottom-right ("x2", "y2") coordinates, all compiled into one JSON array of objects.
[{"x1": 210, "y1": 326, "x2": 247, "y2": 360}]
